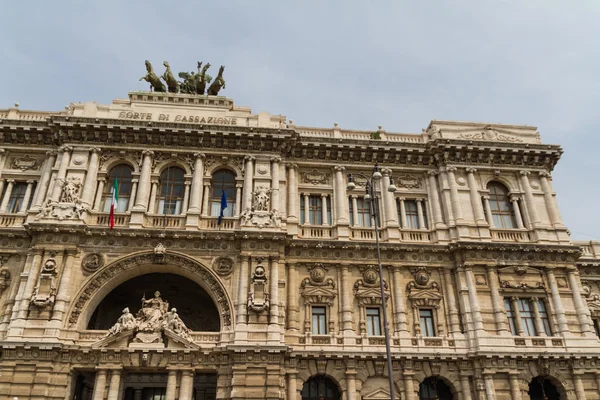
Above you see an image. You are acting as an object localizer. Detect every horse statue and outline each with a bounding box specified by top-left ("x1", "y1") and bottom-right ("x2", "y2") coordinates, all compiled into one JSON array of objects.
[
  {"x1": 207, "y1": 65, "x2": 226, "y2": 96},
  {"x1": 139, "y1": 60, "x2": 166, "y2": 92},
  {"x1": 162, "y1": 61, "x2": 180, "y2": 93},
  {"x1": 196, "y1": 62, "x2": 212, "y2": 95}
]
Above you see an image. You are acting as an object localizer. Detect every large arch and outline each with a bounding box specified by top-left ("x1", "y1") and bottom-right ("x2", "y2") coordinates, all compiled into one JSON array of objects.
[{"x1": 67, "y1": 251, "x2": 233, "y2": 331}]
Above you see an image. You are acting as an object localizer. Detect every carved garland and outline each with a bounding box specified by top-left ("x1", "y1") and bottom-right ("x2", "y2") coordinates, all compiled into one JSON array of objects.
[{"x1": 68, "y1": 252, "x2": 232, "y2": 328}]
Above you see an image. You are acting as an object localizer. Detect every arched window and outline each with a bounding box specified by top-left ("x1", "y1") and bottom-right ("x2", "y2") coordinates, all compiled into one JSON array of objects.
[
  {"x1": 419, "y1": 377, "x2": 453, "y2": 400},
  {"x1": 157, "y1": 166, "x2": 185, "y2": 215},
  {"x1": 528, "y1": 376, "x2": 561, "y2": 400},
  {"x1": 102, "y1": 165, "x2": 133, "y2": 213},
  {"x1": 487, "y1": 182, "x2": 517, "y2": 229},
  {"x1": 301, "y1": 376, "x2": 340, "y2": 400},
  {"x1": 210, "y1": 169, "x2": 236, "y2": 217}
]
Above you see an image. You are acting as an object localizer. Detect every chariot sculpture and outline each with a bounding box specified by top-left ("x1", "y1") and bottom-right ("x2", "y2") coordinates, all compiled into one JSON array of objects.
[{"x1": 140, "y1": 60, "x2": 225, "y2": 96}]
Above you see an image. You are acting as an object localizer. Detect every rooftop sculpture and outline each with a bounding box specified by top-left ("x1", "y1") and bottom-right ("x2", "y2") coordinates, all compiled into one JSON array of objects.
[{"x1": 140, "y1": 60, "x2": 225, "y2": 96}]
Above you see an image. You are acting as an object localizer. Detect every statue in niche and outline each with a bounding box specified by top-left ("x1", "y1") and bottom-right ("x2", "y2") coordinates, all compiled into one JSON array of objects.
[
  {"x1": 108, "y1": 308, "x2": 136, "y2": 336},
  {"x1": 60, "y1": 177, "x2": 82, "y2": 203},
  {"x1": 253, "y1": 186, "x2": 270, "y2": 211},
  {"x1": 140, "y1": 60, "x2": 166, "y2": 92}
]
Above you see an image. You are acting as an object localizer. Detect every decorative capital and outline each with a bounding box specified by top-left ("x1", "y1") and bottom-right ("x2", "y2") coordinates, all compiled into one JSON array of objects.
[
  {"x1": 244, "y1": 156, "x2": 256, "y2": 162},
  {"x1": 286, "y1": 163, "x2": 298, "y2": 170},
  {"x1": 510, "y1": 296, "x2": 519, "y2": 302},
  {"x1": 519, "y1": 170, "x2": 531, "y2": 176},
  {"x1": 482, "y1": 195, "x2": 490, "y2": 200},
  {"x1": 97, "y1": 177, "x2": 106, "y2": 182},
  {"x1": 397, "y1": 197, "x2": 406, "y2": 201},
  {"x1": 59, "y1": 145, "x2": 73, "y2": 153},
  {"x1": 538, "y1": 171, "x2": 550, "y2": 178},
  {"x1": 142, "y1": 150, "x2": 154, "y2": 157},
  {"x1": 235, "y1": 183, "x2": 243, "y2": 188},
  {"x1": 530, "y1": 296, "x2": 539, "y2": 302},
  {"x1": 270, "y1": 157, "x2": 281, "y2": 164},
  {"x1": 203, "y1": 182, "x2": 211, "y2": 187},
  {"x1": 333, "y1": 166, "x2": 346, "y2": 172},
  {"x1": 446, "y1": 166, "x2": 457, "y2": 173},
  {"x1": 193, "y1": 152, "x2": 206, "y2": 159},
  {"x1": 26, "y1": 179, "x2": 35, "y2": 184},
  {"x1": 381, "y1": 168, "x2": 392, "y2": 175},
  {"x1": 131, "y1": 179, "x2": 139, "y2": 183},
  {"x1": 6, "y1": 179, "x2": 15, "y2": 184},
  {"x1": 427, "y1": 170, "x2": 438, "y2": 177},
  {"x1": 466, "y1": 167, "x2": 477, "y2": 174},
  {"x1": 46, "y1": 150, "x2": 58, "y2": 157},
  {"x1": 509, "y1": 195, "x2": 520, "y2": 202},
  {"x1": 415, "y1": 198, "x2": 424, "y2": 203},
  {"x1": 90, "y1": 148, "x2": 102, "y2": 154}
]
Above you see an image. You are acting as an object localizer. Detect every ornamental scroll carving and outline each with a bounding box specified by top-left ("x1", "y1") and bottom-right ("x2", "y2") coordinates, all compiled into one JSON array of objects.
[
  {"x1": 458, "y1": 125, "x2": 523, "y2": 143},
  {"x1": 302, "y1": 169, "x2": 331, "y2": 185},
  {"x1": 10, "y1": 155, "x2": 40, "y2": 171},
  {"x1": 68, "y1": 252, "x2": 232, "y2": 329},
  {"x1": 353, "y1": 266, "x2": 390, "y2": 306},
  {"x1": 497, "y1": 265, "x2": 545, "y2": 291},
  {"x1": 394, "y1": 174, "x2": 422, "y2": 189}
]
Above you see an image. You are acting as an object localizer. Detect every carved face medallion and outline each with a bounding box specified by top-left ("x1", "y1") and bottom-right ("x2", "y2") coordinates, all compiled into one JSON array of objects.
[
  {"x1": 363, "y1": 269, "x2": 378, "y2": 285},
  {"x1": 415, "y1": 269, "x2": 430, "y2": 286},
  {"x1": 310, "y1": 265, "x2": 326, "y2": 283}
]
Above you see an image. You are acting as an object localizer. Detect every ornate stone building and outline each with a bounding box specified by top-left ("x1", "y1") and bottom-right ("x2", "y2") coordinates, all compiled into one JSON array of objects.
[{"x1": 0, "y1": 92, "x2": 598, "y2": 400}]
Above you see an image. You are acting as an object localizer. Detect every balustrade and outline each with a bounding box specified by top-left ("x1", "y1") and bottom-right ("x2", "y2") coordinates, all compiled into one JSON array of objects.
[
  {"x1": 299, "y1": 226, "x2": 333, "y2": 239},
  {"x1": 0, "y1": 214, "x2": 26, "y2": 228},
  {"x1": 490, "y1": 228, "x2": 530, "y2": 242}
]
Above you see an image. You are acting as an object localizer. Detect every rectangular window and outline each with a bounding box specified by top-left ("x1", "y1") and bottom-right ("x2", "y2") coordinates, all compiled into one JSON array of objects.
[
  {"x1": 357, "y1": 198, "x2": 372, "y2": 227},
  {"x1": 366, "y1": 308, "x2": 382, "y2": 336},
  {"x1": 537, "y1": 299, "x2": 552, "y2": 336},
  {"x1": 405, "y1": 200, "x2": 419, "y2": 229},
  {"x1": 518, "y1": 299, "x2": 536, "y2": 336},
  {"x1": 419, "y1": 309, "x2": 436, "y2": 337},
  {"x1": 504, "y1": 298, "x2": 518, "y2": 335},
  {"x1": 312, "y1": 306, "x2": 327, "y2": 335},
  {"x1": 300, "y1": 195, "x2": 331, "y2": 225}
]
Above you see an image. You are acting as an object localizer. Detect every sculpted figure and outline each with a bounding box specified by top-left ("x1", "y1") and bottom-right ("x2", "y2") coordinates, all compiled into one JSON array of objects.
[
  {"x1": 108, "y1": 307, "x2": 136, "y2": 336},
  {"x1": 207, "y1": 65, "x2": 226, "y2": 96},
  {"x1": 196, "y1": 62, "x2": 212, "y2": 95},
  {"x1": 162, "y1": 61, "x2": 179, "y2": 93},
  {"x1": 178, "y1": 70, "x2": 196, "y2": 94},
  {"x1": 163, "y1": 308, "x2": 192, "y2": 340},
  {"x1": 139, "y1": 60, "x2": 166, "y2": 92},
  {"x1": 60, "y1": 178, "x2": 82, "y2": 203},
  {"x1": 137, "y1": 291, "x2": 168, "y2": 331},
  {"x1": 253, "y1": 187, "x2": 270, "y2": 211}
]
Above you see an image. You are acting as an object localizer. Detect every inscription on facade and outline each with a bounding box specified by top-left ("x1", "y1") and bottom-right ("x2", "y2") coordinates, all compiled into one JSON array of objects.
[{"x1": 118, "y1": 111, "x2": 238, "y2": 125}]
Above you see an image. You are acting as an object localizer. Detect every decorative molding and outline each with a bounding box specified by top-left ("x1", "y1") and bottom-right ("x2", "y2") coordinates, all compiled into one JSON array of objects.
[
  {"x1": 10, "y1": 154, "x2": 41, "y2": 171},
  {"x1": 395, "y1": 173, "x2": 422, "y2": 189},
  {"x1": 458, "y1": 125, "x2": 524, "y2": 143},
  {"x1": 213, "y1": 256, "x2": 233, "y2": 276},
  {"x1": 81, "y1": 253, "x2": 104, "y2": 274},
  {"x1": 301, "y1": 169, "x2": 330, "y2": 185}
]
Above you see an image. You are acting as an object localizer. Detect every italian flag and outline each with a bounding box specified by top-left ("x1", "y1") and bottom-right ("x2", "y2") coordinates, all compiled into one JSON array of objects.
[{"x1": 109, "y1": 178, "x2": 118, "y2": 229}]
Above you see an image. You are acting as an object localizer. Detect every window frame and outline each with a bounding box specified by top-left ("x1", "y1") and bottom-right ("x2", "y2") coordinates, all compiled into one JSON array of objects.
[
  {"x1": 102, "y1": 164, "x2": 134, "y2": 213},
  {"x1": 157, "y1": 166, "x2": 186, "y2": 215},
  {"x1": 311, "y1": 305, "x2": 327, "y2": 335},
  {"x1": 210, "y1": 169, "x2": 236, "y2": 217},
  {"x1": 366, "y1": 307, "x2": 382, "y2": 336},
  {"x1": 419, "y1": 308, "x2": 436, "y2": 337},
  {"x1": 6, "y1": 182, "x2": 30, "y2": 213},
  {"x1": 487, "y1": 182, "x2": 518, "y2": 229}
]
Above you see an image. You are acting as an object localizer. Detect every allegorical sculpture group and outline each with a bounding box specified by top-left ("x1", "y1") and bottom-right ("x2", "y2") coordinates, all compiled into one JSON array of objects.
[{"x1": 140, "y1": 60, "x2": 226, "y2": 96}]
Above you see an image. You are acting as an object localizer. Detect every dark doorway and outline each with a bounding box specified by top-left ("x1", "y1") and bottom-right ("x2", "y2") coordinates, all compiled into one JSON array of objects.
[
  {"x1": 301, "y1": 375, "x2": 340, "y2": 400},
  {"x1": 419, "y1": 377, "x2": 453, "y2": 400},
  {"x1": 528, "y1": 376, "x2": 561, "y2": 400},
  {"x1": 87, "y1": 273, "x2": 220, "y2": 331}
]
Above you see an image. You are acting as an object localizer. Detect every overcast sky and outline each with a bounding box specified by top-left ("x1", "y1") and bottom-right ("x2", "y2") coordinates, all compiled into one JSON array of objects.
[{"x1": 1, "y1": 1, "x2": 598, "y2": 240}]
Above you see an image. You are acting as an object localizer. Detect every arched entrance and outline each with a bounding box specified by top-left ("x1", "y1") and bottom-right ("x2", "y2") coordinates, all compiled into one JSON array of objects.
[
  {"x1": 419, "y1": 377, "x2": 453, "y2": 400},
  {"x1": 301, "y1": 375, "x2": 341, "y2": 400},
  {"x1": 528, "y1": 376, "x2": 561, "y2": 400},
  {"x1": 87, "y1": 273, "x2": 220, "y2": 331}
]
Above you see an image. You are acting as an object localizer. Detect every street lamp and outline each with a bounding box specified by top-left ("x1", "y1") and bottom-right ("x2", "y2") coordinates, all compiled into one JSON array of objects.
[{"x1": 347, "y1": 164, "x2": 396, "y2": 400}]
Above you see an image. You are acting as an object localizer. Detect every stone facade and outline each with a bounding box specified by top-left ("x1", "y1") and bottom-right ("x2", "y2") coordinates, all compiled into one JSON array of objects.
[{"x1": 0, "y1": 92, "x2": 598, "y2": 399}]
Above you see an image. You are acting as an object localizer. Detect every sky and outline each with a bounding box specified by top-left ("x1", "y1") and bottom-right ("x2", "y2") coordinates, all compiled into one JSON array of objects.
[{"x1": 1, "y1": 1, "x2": 599, "y2": 240}]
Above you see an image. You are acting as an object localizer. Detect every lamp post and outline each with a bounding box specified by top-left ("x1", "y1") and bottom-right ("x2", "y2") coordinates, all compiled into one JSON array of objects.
[{"x1": 347, "y1": 163, "x2": 397, "y2": 400}]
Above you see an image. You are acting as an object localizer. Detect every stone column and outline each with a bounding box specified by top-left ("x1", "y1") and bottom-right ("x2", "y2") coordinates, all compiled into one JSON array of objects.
[
  {"x1": 464, "y1": 266, "x2": 484, "y2": 333},
  {"x1": 487, "y1": 267, "x2": 509, "y2": 335},
  {"x1": 148, "y1": 180, "x2": 158, "y2": 214},
  {"x1": 460, "y1": 373, "x2": 473, "y2": 400},
  {"x1": 340, "y1": 265, "x2": 353, "y2": 332},
  {"x1": 91, "y1": 369, "x2": 108, "y2": 400},
  {"x1": 235, "y1": 184, "x2": 242, "y2": 217},
  {"x1": 106, "y1": 369, "x2": 122, "y2": 400},
  {"x1": 392, "y1": 268, "x2": 408, "y2": 334},
  {"x1": 403, "y1": 370, "x2": 416, "y2": 400},
  {"x1": 128, "y1": 179, "x2": 138, "y2": 211},
  {"x1": 573, "y1": 373, "x2": 586, "y2": 400},
  {"x1": 351, "y1": 196, "x2": 359, "y2": 226},
  {"x1": 483, "y1": 373, "x2": 496, "y2": 400},
  {"x1": 271, "y1": 157, "x2": 281, "y2": 212},
  {"x1": 508, "y1": 372, "x2": 522, "y2": 400},
  {"x1": 466, "y1": 167, "x2": 486, "y2": 223},
  {"x1": 398, "y1": 198, "x2": 407, "y2": 228},
  {"x1": 242, "y1": 156, "x2": 254, "y2": 211},
  {"x1": 539, "y1": 171, "x2": 563, "y2": 226},
  {"x1": 519, "y1": 171, "x2": 540, "y2": 227},
  {"x1": 237, "y1": 256, "x2": 249, "y2": 325},
  {"x1": 321, "y1": 193, "x2": 329, "y2": 225},
  {"x1": 93, "y1": 178, "x2": 106, "y2": 211},
  {"x1": 442, "y1": 268, "x2": 461, "y2": 335},
  {"x1": 182, "y1": 181, "x2": 191, "y2": 214},
  {"x1": 287, "y1": 372, "x2": 297, "y2": 400},
  {"x1": 0, "y1": 181, "x2": 5, "y2": 208},
  {"x1": 510, "y1": 196, "x2": 525, "y2": 229},
  {"x1": 32, "y1": 150, "x2": 57, "y2": 208},
  {"x1": 178, "y1": 370, "x2": 194, "y2": 400},
  {"x1": 530, "y1": 297, "x2": 546, "y2": 336},
  {"x1": 511, "y1": 297, "x2": 524, "y2": 336},
  {"x1": 50, "y1": 146, "x2": 73, "y2": 202},
  {"x1": 482, "y1": 196, "x2": 494, "y2": 227},
  {"x1": 52, "y1": 249, "x2": 77, "y2": 323},
  {"x1": 382, "y1": 168, "x2": 399, "y2": 227},
  {"x1": 0, "y1": 180, "x2": 14, "y2": 212},
  {"x1": 287, "y1": 164, "x2": 298, "y2": 222},
  {"x1": 346, "y1": 371, "x2": 357, "y2": 400},
  {"x1": 427, "y1": 171, "x2": 445, "y2": 227},
  {"x1": 131, "y1": 150, "x2": 152, "y2": 211},
  {"x1": 446, "y1": 166, "x2": 463, "y2": 221},
  {"x1": 187, "y1": 153, "x2": 205, "y2": 213},
  {"x1": 567, "y1": 268, "x2": 592, "y2": 334},
  {"x1": 416, "y1": 199, "x2": 426, "y2": 229},
  {"x1": 201, "y1": 182, "x2": 211, "y2": 217},
  {"x1": 333, "y1": 166, "x2": 349, "y2": 224},
  {"x1": 269, "y1": 256, "x2": 280, "y2": 326},
  {"x1": 286, "y1": 263, "x2": 299, "y2": 332},
  {"x1": 81, "y1": 148, "x2": 101, "y2": 206},
  {"x1": 166, "y1": 370, "x2": 178, "y2": 400},
  {"x1": 546, "y1": 268, "x2": 569, "y2": 334},
  {"x1": 16, "y1": 249, "x2": 44, "y2": 319},
  {"x1": 303, "y1": 193, "x2": 310, "y2": 225},
  {"x1": 20, "y1": 180, "x2": 34, "y2": 213}
]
